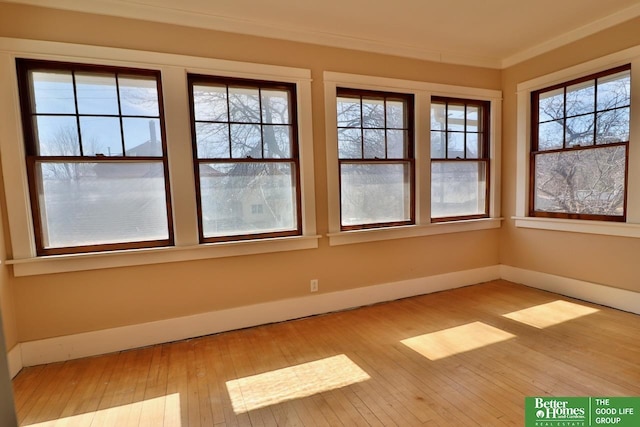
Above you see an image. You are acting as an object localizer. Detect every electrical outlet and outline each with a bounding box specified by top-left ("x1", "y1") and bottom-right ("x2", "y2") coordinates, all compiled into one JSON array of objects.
[{"x1": 310, "y1": 279, "x2": 319, "y2": 292}]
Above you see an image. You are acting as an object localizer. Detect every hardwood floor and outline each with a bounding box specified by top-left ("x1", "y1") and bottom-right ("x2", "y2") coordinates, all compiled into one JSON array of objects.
[{"x1": 12, "y1": 280, "x2": 640, "y2": 426}]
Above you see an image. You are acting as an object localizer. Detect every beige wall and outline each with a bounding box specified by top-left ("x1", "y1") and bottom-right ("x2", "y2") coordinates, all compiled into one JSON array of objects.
[
  {"x1": 0, "y1": 3, "x2": 501, "y2": 343},
  {"x1": 1, "y1": 2, "x2": 638, "y2": 348},
  {"x1": 500, "y1": 16, "x2": 640, "y2": 293}
]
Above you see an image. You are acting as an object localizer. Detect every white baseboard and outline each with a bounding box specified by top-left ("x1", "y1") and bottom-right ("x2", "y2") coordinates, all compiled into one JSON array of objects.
[
  {"x1": 7, "y1": 344, "x2": 21, "y2": 379},
  {"x1": 19, "y1": 265, "x2": 501, "y2": 367},
  {"x1": 500, "y1": 265, "x2": 640, "y2": 315},
  {"x1": 12, "y1": 265, "x2": 640, "y2": 371}
]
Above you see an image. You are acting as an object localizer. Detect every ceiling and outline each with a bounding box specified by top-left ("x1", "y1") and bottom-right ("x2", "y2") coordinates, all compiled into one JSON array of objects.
[{"x1": 6, "y1": 0, "x2": 640, "y2": 68}]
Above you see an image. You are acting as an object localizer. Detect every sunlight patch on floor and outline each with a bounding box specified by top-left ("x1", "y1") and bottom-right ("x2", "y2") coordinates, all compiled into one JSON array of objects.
[
  {"x1": 401, "y1": 321, "x2": 516, "y2": 361},
  {"x1": 226, "y1": 354, "x2": 370, "y2": 414},
  {"x1": 503, "y1": 300, "x2": 599, "y2": 329},
  {"x1": 24, "y1": 392, "x2": 181, "y2": 427}
]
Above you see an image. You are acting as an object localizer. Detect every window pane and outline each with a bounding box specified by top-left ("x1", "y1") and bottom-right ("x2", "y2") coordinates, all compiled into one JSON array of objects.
[
  {"x1": 199, "y1": 162, "x2": 297, "y2": 237},
  {"x1": 466, "y1": 105, "x2": 480, "y2": 132},
  {"x1": 431, "y1": 161, "x2": 487, "y2": 218},
  {"x1": 538, "y1": 88, "x2": 564, "y2": 123},
  {"x1": 337, "y1": 96, "x2": 361, "y2": 127},
  {"x1": 534, "y1": 146, "x2": 625, "y2": 216},
  {"x1": 338, "y1": 128, "x2": 362, "y2": 159},
  {"x1": 193, "y1": 84, "x2": 228, "y2": 121},
  {"x1": 447, "y1": 104, "x2": 465, "y2": 131},
  {"x1": 538, "y1": 120, "x2": 564, "y2": 151},
  {"x1": 430, "y1": 131, "x2": 446, "y2": 159},
  {"x1": 362, "y1": 98, "x2": 385, "y2": 128},
  {"x1": 119, "y1": 75, "x2": 160, "y2": 117},
  {"x1": 466, "y1": 133, "x2": 481, "y2": 159},
  {"x1": 30, "y1": 71, "x2": 75, "y2": 114},
  {"x1": 195, "y1": 123, "x2": 230, "y2": 158},
  {"x1": 447, "y1": 132, "x2": 464, "y2": 158},
  {"x1": 123, "y1": 118, "x2": 162, "y2": 156},
  {"x1": 231, "y1": 124, "x2": 262, "y2": 158},
  {"x1": 565, "y1": 114, "x2": 594, "y2": 147},
  {"x1": 387, "y1": 130, "x2": 407, "y2": 159},
  {"x1": 566, "y1": 80, "x2": 595, "y2": 116},
  {"x1": 363, "y1": 129, "x2": 385, "y2": 158},
  {"x1": 34, "y1": 115, "x2": 80, "y2": 156},
  {"x1": 76, "y1": 72, "x2": 119, "y2": 115},
  {"x1": 263, "y1": 125, "x2": 292, "y2": 158},
  {"x1": 596, "y1": 107, "x2": 630, "y2": 144},
  {"x1": 229, "y1": 87, "x2": 260, "y2": 123},
  {"x1": 597, "y1": 71, "x2": 630, "y2": 111},
  {"x1": 36, "y1": 161, "x2": 169, "y2": 249},
  {"x1": 431, "y1": 102, "x2": 446, "y2": 131},
  {"x1": 79, "y1": 116, "x2": 121, "y2": 156},
  {"x1": 261, "y1": 90, "x2": 290, "y2": 124},
  {"x1": 386, "y1": 100, "x2": 406, "y2": 128},
  {"x1": 340, "y1": 163, "x2": 411, "y2": 226}
]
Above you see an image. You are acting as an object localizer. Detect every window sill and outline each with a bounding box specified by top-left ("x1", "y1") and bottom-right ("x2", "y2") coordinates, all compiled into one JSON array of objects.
[
  {"x1": 513, "y1": 216, "x2": 640, "y2": 238},
  {"x1": 327, "y1": 218, "x2": 502, "y2": 246},
  {"x1": 7, "y1": 235, "x2": 321, "y2": 277}
]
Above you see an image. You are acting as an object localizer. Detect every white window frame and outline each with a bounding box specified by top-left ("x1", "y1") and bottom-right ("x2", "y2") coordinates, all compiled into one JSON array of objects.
[
  {"x1": 0, "y1": 37, "x2": 319, "y2": 276},
  {"x1": 324, "y1": 72, "x2": 502, "y2": 246},
  {"x1": 514, "y1": 45, "x2": 640, "y2": 238}
]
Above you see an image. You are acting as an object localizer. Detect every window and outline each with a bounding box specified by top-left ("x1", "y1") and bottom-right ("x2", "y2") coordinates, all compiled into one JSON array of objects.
[
  {"x1": 16, "y1": 59, "x2": 173, "y2": 255},
  {"x1": 188, "y1": 75, "x2": 301, "y2": 242},
  {"x1": 336, "y1": 88, "x2": 414, "y2": 230},
  {"x1": 1, "y1": 40, "x2": 318, "y2": 275},
  {"x1": 530, "y1": 65, "x2": 630, "y2": 221},
  {"x1": 324, "y1": 72, "x2": 502, "y2": 245},
  {"x1": 430, "y1": 97, "x2": 490, "y2": 221}
]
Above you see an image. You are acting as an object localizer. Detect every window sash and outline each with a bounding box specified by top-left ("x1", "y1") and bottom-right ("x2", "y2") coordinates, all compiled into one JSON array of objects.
[
  {"x1": 336, "y1": 88, "x2": 415, "y2": 230},
  {"x1": 529, "y1": 143, "x2": 628, "y2": 221},
  {"x1": 16, "y1": 59, "x2": 174, "y2": 255},
  {"x1": 188, "y1": 75, "x2": 302, "y2": 242},
  {"x1": 195, "y1": 158, "x2": 301, "y2": 241},
  {"x1": 431, "y1": 159, "x2": 489, "y2": 222},
  {"x1": 339, "y1": 159, "x2": 414, "y2": 230},
  {"x1": 529, "y1": 65, "x2": 630, "y2": 221},
  {"x1": 430, "y1": 97, "x2": 490, "y2": 221}
]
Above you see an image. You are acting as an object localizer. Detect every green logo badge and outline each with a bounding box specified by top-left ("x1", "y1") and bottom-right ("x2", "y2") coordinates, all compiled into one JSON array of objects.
[{"x1": 525, "y1": 397, "x2": 640, "y2": 426}]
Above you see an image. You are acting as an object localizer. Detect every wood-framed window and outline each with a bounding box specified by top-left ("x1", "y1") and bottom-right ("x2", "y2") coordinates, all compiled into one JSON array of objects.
[
  {"x1": 336, "y1": 88, "x2": 415, "y2": 230},
  {"x1": 530, "y1": 65, "x2": 631, "y2": 221},
  {"x1": 188, "y1": 75, "x2": 302, "y2": 242},
  {"x1": 16, "y1": 59, "x2": 174, "y2": 255},
  {"x1": 430, "y1": 97, "x2": 490, "y2": 222}
]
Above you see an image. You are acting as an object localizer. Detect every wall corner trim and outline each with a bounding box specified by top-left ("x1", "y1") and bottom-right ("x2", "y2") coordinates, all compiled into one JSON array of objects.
[{"x1": 6, "y1": 344, "x2": 22, "y2": 379}]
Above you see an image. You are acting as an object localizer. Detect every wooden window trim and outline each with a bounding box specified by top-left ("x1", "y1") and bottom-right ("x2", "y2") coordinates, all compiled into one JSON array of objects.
[
  {"x1": 16, "y1": 59, "x2": 174, "y2": 256},
  {"x1": 529, "y1": 65, "x2": 631, "y2": 222},
  {"x1": 188, "y1": 74, "x2": 302, "y2": 243}
]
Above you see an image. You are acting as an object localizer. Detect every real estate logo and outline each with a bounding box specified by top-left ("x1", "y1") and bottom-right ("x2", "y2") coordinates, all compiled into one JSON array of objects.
[
  {"x1": 525, "y1": 397, "x2": 640, "y2": 427},
  {"x1": 527, "y1": 397, "x2": 588, "y2": 426}
]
